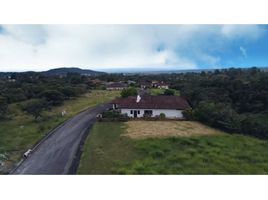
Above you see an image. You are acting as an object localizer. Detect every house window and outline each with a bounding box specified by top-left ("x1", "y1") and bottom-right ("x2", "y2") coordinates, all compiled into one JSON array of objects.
[
  {"x1": 130, "y1": 110, "x2": 133, "y2": 114},
  {"x1": 144, "y1": 110, "x2": 153, "y2": 117},
  {"x1": 138, "y1": 110, "x2": 140, "y2": 114}
]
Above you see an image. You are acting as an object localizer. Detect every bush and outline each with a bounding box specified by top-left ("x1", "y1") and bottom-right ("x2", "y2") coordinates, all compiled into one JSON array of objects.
[
  {"x1": 192, "y1": 102, "x2": 243, "y2": 133},
  {"x1": 4, "y1": 88, "x2": 27, "y2": 103},
  {"x1": 121, "y1": 87, "x2": 138, "y2": 98},
  {"x1": 99, "y1": 110, "x2": 128, "y2": 122},
  {"x1": 60, "y1": 86, "x2": 77, "y2": 98},
  {"x1": 159, "y1": 113, "x2": 166, "y2": 120},
  {"x1": 22, "y1": 99, "x2": 46, "y2": 120},
  {"x1": 241, "y1": 117, "x2": 268, "y2": 139},
  {"x1": 102, "y1": 110, "x2": 122, "y2": 118},
  {"x1": 164, "y1": 89, "x2": 175, "y2": 96},
  {"x1": 39, "y1": 90, "x2": 64, "y2": 106},
  {"x1": 182, "y1": 108, "x2": 195, "y2": 120}
]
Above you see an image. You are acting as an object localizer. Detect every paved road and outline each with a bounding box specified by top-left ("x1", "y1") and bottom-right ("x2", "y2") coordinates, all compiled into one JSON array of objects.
[{"x1": 12, "y1": 104, "x2": 110, "y2": 175}]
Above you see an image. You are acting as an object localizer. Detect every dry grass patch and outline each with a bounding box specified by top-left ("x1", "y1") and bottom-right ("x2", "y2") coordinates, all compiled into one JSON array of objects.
[{"x1": 124, "y1": 121, "x2": 224, "y2": 139}]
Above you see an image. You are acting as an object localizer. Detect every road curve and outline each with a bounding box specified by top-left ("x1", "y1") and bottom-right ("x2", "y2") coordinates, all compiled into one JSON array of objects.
[{"x1": 11, "y1": 103, "x2": 110, "y2": 175}]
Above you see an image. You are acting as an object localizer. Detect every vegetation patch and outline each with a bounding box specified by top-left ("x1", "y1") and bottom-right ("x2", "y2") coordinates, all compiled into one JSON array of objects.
[
  {"x1": 78, "y1": 122, "x2": 268, "y2": 174},
  {"x1": 77, "y1": 122, "x2": 137, "y2": 174},
  {"x1": 124, "y1": 121, "x2": 223, "y2": 139},
  {"x1": 0, "y1": 90, "x2": 119, "y2": 174},
  {"x1": 149, "y1": 88, "x2": 180, "y2": 96}
]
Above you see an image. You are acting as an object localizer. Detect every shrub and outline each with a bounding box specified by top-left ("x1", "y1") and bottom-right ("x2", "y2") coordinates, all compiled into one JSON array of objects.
[
  {"x1": 102, "y1": 110, "x2": 121, "y2": 118},
  {"x1": 4, "y1": 88, "x2": 27, "y2": 103},
  {"x1": 159, "y1": 113, "x2": 166, "y2": 120},
  {"x1": 241, "y1": 117, "x2": 268, "y2": 139},
  {"x1": 99, "y1": 110, "x2": 128, "y2": 122},
  {"x1": 182, "y1": 108, "x2": 195, "y2": 120},
  {"x1": 121, "y1": 87, "x2": 138, "y2": 98},
  {"x1": 39, "y1": 90, "x2": 64, "y2": 106},
  {"x1": 22, "y1": 99, "x2": 46, "y2": 120},
  {"x1": 164, "y1": 89, "x2": 175, "y2": 96}
]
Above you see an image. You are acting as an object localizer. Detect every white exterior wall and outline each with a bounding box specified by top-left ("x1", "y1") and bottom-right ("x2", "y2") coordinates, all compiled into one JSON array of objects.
[{"x1": 121, "y1": 108, "x2": 184, "y2": 119}]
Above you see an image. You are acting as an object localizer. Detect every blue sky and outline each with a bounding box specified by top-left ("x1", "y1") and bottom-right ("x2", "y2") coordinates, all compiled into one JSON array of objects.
[{"x1": 0, "y1": 25, "x2": 267, "y2": 72}]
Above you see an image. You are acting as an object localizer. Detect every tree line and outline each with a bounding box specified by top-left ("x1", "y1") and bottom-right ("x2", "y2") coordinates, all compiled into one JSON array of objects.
[
  {"x1": 0, "y1": 72, "x2": 96, "y2": 120},
  {"x1": 177, "y1": 68, "x2": 268, "y2": 139}
]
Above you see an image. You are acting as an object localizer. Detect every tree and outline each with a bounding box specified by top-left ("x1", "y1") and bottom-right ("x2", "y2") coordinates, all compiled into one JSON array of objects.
[
  {"x1": 201, "y1": 71, "x2": 206, "y2": 76},
  {"x1": 164, "y1": 89, "x2": 175, "y2": 96},
  {"x1": 23, "y1": 99, "x2": 45, "y2": 120},
  {"x1": 39, "y1": 90, "x2": 65, "y2": 106},
  {"x1": 60, "y1": 86, "x2": 76, "y2": 99},
  {"x1": 121, "y1": 87, "x2": 138, "y2": 98},
  {"x1": 3, "y1": 88, "x2": 27, "y2": 103},
  {"x1": 0, "y1": 96, "x2": 8, "y2": 119}
]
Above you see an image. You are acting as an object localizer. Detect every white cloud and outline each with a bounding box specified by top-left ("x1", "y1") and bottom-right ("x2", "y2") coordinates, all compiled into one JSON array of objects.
[
  {"x1": 239, "y1": 46, "x2": 247, "y2": 58},
  {"x1": 221, "y1": 25, "x2": 263, "y2": 40},
  {"x1": 0, "y1": 25, "x2": 264, "y2": 71}
]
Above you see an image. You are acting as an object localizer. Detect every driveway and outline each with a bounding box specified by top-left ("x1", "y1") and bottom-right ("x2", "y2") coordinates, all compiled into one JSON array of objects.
[{"x1": 11, "y1": 103, "x2": 110, "y2": 175}]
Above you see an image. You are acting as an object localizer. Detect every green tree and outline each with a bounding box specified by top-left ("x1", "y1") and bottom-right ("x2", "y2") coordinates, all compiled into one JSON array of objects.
[
  {"x1": 182, "y1": 108, "x2": 195, "y2": 120},
  {"x1": 121, "y1": 87, "x2": 138, "y2": 98},
  {"x1": 39, "y1": 90, "x2": 65, "y2": 106},
  {"x1": 23, "y1": 99, "x2": 46, "y2": 120},
  {"x1": 0, "y1": 96, "x2": 8, "y2": 119},
  {"x1": 164, "y1": 89, "x2": 175, "y2": 96}
]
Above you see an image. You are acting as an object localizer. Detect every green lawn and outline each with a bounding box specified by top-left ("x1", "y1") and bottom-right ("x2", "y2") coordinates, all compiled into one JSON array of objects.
[
  {"x1": 0, "y1": 90, "x2": 119, "y2": 174},
  {"x1": 77, "y1": 122, "x2": 268, "y2": 174}
]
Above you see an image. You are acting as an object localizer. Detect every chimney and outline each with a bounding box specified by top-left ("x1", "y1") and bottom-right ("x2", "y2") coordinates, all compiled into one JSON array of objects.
[{"x1": 136, "y1": 95, "x2": 141, "y2": 103}]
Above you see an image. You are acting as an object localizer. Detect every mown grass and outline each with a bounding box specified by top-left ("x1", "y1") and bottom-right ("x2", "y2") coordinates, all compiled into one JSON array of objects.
[
  {"x1": 77, "y1": 122, "x2": 268, "y2": 174},
  {"x1": 125, "y1": 121, "x2": 223, "y2": 139},
  {"x1": 0, "y1": 90, "x2": 120, "y2": 174}
]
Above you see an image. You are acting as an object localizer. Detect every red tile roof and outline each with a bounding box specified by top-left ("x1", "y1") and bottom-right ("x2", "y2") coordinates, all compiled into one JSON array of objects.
[{"x1": 112, "y1": 95, "x2": 190, "y2": 110}]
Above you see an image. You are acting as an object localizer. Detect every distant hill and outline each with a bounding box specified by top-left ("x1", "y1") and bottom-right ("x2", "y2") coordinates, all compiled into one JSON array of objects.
[
  {"x1": 0, "y1": 67, "x2": 105, "y2": 77},
  {"x1": 102, "y1": 66, "x2": 268, "y2": 74},
  {"x1": 43, "y1": 67, "x2": 106, "y2": 76}
]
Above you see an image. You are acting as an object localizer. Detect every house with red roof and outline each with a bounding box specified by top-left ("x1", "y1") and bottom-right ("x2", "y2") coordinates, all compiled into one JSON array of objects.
[
  {"x1": 111, "y1": 95, "x2": 190, "y2": 119},
  {"x1": 106, "y1": 82, "x2": 128, "y2": 90}
]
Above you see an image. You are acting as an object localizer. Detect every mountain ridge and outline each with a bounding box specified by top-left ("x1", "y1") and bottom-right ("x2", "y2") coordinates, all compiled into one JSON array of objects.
[{"x1": 0, "y1": 67, "x2": 106, "y2": 76}]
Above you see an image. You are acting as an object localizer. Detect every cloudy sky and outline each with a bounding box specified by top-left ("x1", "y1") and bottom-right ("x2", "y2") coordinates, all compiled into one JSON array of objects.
[{"x1": 0, "y1": 24, "x2": 268, "y2": 72}]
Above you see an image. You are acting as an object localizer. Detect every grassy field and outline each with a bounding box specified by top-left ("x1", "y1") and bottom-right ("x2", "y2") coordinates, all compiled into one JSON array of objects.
[
  {"x1": 77, "y1": 121, "x2": 268, "y2": 174},
  {"x1": 0, "y1": 90, "x2": 119, "y2": 174},
  {"x1": 125, "y1": 121, "x2": 223, "y2": 139}
]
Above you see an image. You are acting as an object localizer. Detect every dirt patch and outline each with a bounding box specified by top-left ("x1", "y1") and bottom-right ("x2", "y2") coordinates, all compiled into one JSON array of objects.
[{"x1": 124, "y1": 121, "x2": 223, "y2": 139}]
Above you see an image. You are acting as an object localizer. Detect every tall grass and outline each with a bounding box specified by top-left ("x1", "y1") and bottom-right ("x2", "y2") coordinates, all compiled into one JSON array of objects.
[{"x1": 78, "y1": 122, "x2": 268, "y2": 174}]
